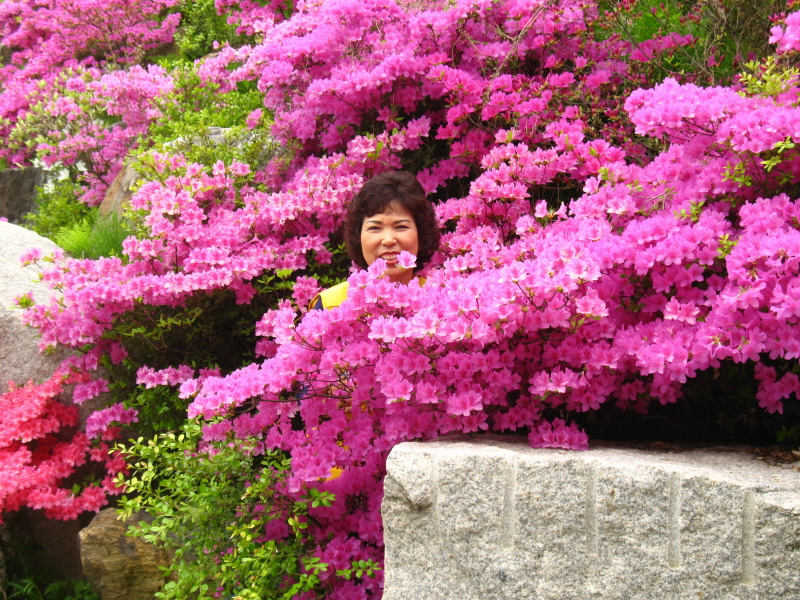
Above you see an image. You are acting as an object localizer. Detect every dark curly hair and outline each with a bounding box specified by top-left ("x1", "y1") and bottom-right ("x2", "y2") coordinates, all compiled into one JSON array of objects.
[{"x1": 344, "y1": 171, "x2": 440, "y2": 272}]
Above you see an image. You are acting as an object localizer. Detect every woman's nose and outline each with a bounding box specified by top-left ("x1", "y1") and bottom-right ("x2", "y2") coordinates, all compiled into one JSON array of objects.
[{"x1": 381, "y1": 232, "x2": 397, "y2": 245}]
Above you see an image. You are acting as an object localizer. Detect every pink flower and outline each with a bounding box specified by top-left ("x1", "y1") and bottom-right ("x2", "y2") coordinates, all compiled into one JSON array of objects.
[{"x1": 246, "y1": 108, "x2": 263, "y2": 129}]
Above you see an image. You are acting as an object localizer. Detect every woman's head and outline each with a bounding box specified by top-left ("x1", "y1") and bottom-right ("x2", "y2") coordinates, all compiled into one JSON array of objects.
[{"x1": 344, "y1": 171, "x2": 440, "y2": 281}]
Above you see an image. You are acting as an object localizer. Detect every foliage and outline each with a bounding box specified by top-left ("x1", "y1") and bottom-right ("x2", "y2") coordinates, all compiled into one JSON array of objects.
[
  {"x1": 602, "y1": 0, "x2": 790, "y2": 86},
  {"x1": 142, "y1": 61, "x2": 274, "y2": 170},
  {"x1": 170, "y1": 0, "x2": 254, "y2": 60},
  {"x1": 24, "y1": 179, "x2": 93, "y2": 242},
  {"x1": 6, "y1": 578, "x2": 100, "y2": 600},
  {"x1": 54, "y1": 211, "x2": 131, "y2": 260},
  {"x1": 118, "y1": 419, "x2": 379, "y2": 600}
]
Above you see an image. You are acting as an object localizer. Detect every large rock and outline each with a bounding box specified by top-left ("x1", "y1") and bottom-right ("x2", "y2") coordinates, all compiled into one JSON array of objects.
[
  {"x1": 382, "y1": 437, "x2": 800, "y2": 600},
  {"x1": 0, "y1": 221, "x2": 70, "y2": 392},
  {"x1": 0, "y1": 167, "x2": 43, "y2": 223},
  {"x1": 79, "y1": 508, "x2": 173, "y2": 600},
  {"x1": 98, "y1": 164, "x2": 139, "y2": 219}
]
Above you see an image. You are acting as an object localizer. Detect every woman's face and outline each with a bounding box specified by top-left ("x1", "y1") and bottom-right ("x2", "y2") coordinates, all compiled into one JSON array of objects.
[{"x1": 360, "y1": 202, "x2": 419, "y2": 284}]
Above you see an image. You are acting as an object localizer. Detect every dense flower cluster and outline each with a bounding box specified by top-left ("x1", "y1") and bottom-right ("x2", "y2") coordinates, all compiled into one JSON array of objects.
[
  {"x1": 7, "y1": 64, "x2": 174, "y2": 204},
  {"x1": 11, "y1": 0, "x2": 800, "y2": 597},
  {"x1": 0, "y1": 0, "x2": 211, "y2": 215},
  {"x1": 0, "y1": 369, "x2": 126, "y2": 522},
  {"x1": 770, "y1": 10, "x2": 800, "y2": 54}
]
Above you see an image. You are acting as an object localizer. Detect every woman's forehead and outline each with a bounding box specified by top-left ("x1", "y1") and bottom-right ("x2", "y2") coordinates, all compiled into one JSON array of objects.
[{"x1": 364, "y1": 201, "x2": 414, "y2": 221}]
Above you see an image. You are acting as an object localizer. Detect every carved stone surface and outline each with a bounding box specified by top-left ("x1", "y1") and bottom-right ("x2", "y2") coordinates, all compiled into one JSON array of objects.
[
  {"x1": 0, "y1": 221, "x2": 70, "y2": 392},
  {"x1": 382, "y1": 437, "x2": 800, "y2": 600},
  {"x1": 79, "y1": 508, "x2": 173, "y2": 600},
  {"x1": 0, "y1": 167, "x2": 43, "y2": 223}
]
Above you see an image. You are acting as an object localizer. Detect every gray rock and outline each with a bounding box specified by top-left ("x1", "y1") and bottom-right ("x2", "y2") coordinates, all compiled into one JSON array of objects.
[
  {"x1": 0, "y1": 221, "x2": 70, "y2": 392},
  {"x1": 79, "y1": 508, "x2": 173, "y2": 600},
  {"x1": 0, "y1": 167, "x2": 43, "y2": 223},
  {"x1": 382, "y1": 437, "x2": 800, "y2": 600}
]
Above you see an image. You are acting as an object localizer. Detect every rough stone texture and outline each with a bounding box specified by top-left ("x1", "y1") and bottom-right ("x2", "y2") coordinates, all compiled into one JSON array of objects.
[
  {"x1": 383, "y1": 437, "x2": 800, "y2": 600},
  {"x1": 98, "y1": 164, "x2": 139, "y2": 219},
  {"x1": 0, "y1": 221, "x2": 70, "y2": 392},
  {"x1": 0, "y1": 167, "x2": 43, "y2": 223},
  {"x1": 79, "y1": 508, "x2": 173, "y2": 600}
]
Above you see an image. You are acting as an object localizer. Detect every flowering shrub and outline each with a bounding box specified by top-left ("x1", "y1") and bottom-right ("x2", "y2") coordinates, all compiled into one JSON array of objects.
[
  {"x1": 118, "y1": 419, "x2": 379, "y2": 600},
  {"x1": 6, "y1": 65, "x2": 174, "y2": 205},
  {"x1": 0, "y1": 369, "x2": 127, "y2": 522},
  {"x1": 0, "y1": 0, "x2": 179, "y2": 168},
  {"x1": 0, "y1": 0, "x2": 263, "y2": 207},
  {"x1": 13, "y1": 0, "x2": 800, "y2": 597}
]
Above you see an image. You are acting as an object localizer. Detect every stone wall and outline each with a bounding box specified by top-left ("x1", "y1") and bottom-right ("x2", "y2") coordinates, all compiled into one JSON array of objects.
[{"x1": 382, "y1": 437, "x2": 800, "y2": 600}]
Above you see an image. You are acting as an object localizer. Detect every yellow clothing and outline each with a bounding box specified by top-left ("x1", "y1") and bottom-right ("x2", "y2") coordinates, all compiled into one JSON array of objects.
[
  {"x1": 309, "y1": 281, "x2": 350, "y2": 481},
  {"x1": 314, "y1": 281, "x2": 349, "y2": 310},
  {"x1": 311, "y1": 278, "x2": 425, "y2": 311}
]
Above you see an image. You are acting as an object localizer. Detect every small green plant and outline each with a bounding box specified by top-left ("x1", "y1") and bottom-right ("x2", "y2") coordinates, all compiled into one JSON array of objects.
[
  {"x1": 6, "y1": 579, "x2": 99, "y2": 600},
  {"x1": 54, "y1": 210, "x2": 130, "y2": 259},
  {"x1": 776, "y1": 424, "x2": 800, "y2": 443},
  {"x1": 24, "y1": 178, "x2": 92, "y2": 242},
  {"x1": 118, "y1": 419, "x2": 341, "y2": 600}
]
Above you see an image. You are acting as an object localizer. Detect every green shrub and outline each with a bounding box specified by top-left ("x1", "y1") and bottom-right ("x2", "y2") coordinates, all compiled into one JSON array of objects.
[
  {"x1": 171, "y1": 0, "x2": 254, "y2": 61},
  {"x1": 24, "y1": 178, "x2": 92, "y2": 242},
  {"x1": 53, "y1": 210, "x2": 130, "y2": 260},
  {"x1": 142, "y1": 60, "x2": 275, "y2": 171},
  {"x1": 117, "y1": 420, "x2": 354, "y2": 600}
]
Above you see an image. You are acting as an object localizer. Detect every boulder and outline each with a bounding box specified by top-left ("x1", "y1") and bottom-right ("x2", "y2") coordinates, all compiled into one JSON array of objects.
[
  {"x1": 98, "y1": 164, "x2": 139, "y2": 219},
  {"x1": 0, "y1": 221, "x2": 70, "y2": 393},
  {"x1": 79, "y1": 508, "x2": 173, "y2": 600},
  {"x1": 0, "y1": 167, "x2": 43, "y2": 224},
  {"x1": 383, "y1": 437, "x2": 800, "y2": 600}
]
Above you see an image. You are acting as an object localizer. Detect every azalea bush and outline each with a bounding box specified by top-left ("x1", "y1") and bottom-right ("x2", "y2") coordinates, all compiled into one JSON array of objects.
[
  {"x1": 6, "y1": 0, "x2": 800, "y2": 598},
  {"x1": 0, "y1": 369, "x2": 128, "y2": 523}
]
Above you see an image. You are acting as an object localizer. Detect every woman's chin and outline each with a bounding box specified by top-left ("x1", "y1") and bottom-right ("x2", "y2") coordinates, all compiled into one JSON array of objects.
[{"x1": 385, "y1": 265, "x2": 412, "y2": 284}]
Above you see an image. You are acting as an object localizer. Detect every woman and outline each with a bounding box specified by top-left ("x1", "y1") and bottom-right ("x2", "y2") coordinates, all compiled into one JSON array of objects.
[{"x1": 312, "y1": 171, "x2": 440, "y2": 310}]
